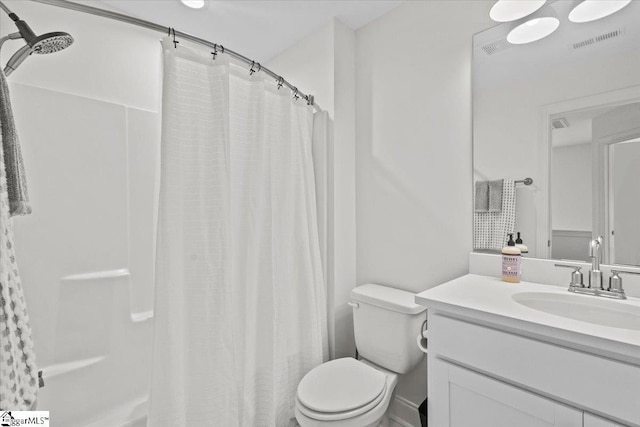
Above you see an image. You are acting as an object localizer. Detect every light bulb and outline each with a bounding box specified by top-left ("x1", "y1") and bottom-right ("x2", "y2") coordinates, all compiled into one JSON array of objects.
[
  {"x1": 180, "y1": 0, "x2": 206, "y2": 9},
  {"x1": 568, "y1": 0, "x2": 632, "y2": 23},
  {"x1": 507, "y1": 16, "x2": 559, "y2": 44},
  {"x1": 490, "y1": 0, "x2": 547, "y2": 22}
]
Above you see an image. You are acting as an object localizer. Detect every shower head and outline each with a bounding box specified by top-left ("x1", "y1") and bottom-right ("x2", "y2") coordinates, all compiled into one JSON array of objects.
[
  {"x1": 0, "y1": 0, "x2": 74, "y2": 75},
  {"x1": 12, "y1": 17, "x2": 74, "y2": 54},
  {"x1": 29, "y1": 32, "x2": 74, "y2": 54}
]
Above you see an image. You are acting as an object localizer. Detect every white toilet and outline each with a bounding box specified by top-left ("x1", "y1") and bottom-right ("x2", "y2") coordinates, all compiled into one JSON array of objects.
[{"x1": 295, "y1": 284, "x2": 427, "y2": 427}]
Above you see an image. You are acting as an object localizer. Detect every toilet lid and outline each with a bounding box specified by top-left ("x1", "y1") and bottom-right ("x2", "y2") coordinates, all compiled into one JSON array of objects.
[{"x1": 297, "y1": 358, "x2": 386, "y2": 413}]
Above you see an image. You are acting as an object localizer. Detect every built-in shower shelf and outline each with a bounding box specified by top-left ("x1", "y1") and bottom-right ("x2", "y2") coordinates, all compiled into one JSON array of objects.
[
  {"x1": 43, "y1": 356, "x2": 107, "y2": 380},
  {"x1": 61, "y1": 269, "x2": 130, "y2": 282}
]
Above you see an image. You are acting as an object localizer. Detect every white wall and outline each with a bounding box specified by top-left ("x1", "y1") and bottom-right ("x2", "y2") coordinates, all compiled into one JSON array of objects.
[
  {"x1": 551, "y1": 143, "x2": 592, "y2": 232},
  {"x1": 355, "y1": 0, "x2": 492, "y2": 415},
  {"x1": 265, "y1": 23, "x2": 335, "y2": 116},
  {"x1": 1, "y1": 1, "x2": 160, "y2": 424}
]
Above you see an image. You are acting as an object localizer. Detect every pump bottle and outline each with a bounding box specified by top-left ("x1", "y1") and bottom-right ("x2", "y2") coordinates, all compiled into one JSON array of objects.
[{"x1": 502, "y1": 233, "x2": 521, "y2": 283}]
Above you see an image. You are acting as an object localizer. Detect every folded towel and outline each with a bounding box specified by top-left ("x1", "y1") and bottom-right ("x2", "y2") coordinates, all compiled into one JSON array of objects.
[
  {"x1": 0, "y1": 69, "x2": 31, "y2": 216},
  {"x1": 474, "y1": 181, "x2": 489, "y2": 212},
  {"x1": 488, "y1": 179, "x2": 503, "y2": 212}
]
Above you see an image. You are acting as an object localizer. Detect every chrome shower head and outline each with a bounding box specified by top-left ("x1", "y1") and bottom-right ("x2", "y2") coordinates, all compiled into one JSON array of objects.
[
  {"x1": 12, "y1": 17, "x2": 74, "y2": 54},
  {"x1": 30, "y1": 32, "x2": 74, "y2": 54}
]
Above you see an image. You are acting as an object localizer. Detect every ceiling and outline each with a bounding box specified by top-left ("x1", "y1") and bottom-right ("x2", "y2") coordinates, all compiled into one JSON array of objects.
[
  {"x1": 94, "y1": 0, "x2": 402, "y2": 63},
  {"x1": 552, "y1": 104, "x2": 638, "y2": 148},
  {"x1": 551, "y1": 106, "x2": 609, "y2": 148}
]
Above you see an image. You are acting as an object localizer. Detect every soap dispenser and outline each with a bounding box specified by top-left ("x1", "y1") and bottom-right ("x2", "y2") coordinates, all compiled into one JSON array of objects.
[
  {"x1": 515, "y1": 232, "x2": 529, "y2": 255},
  {"x1": 502, "y1": 233, "x2": 521, "y2": 283}
]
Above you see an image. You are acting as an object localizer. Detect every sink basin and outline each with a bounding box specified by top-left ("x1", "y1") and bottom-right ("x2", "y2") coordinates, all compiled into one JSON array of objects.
[{"x1": 512, "y1": 292, "x2": 640, "y2": 331}]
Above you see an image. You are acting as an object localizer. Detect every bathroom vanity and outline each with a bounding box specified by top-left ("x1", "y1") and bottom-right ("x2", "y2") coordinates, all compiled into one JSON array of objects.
[{"x1": 416, "y1": 274, "x2": 640, "y2": 427}]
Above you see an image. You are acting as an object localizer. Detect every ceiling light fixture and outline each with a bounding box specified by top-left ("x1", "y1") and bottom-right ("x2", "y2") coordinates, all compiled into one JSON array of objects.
[
  {"x1": 568, "y1": 0, "x2": 632, "y2": 23},
  {"x1": 490, "y1": 0, "x2": 547, "y2": 22},
  {"x1": 180, "y1": 0, "x2": 206, "y2": 9},
  {"x1": 507, "y1": 11, "x2": 560, "y2": 45}
]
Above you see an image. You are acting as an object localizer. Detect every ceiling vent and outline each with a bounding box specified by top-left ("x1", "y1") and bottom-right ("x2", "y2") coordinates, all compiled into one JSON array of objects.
[
  {"x1": 571, "y1": 28, "x2": 625, "y2": 50},
  {"x1": 552, "y1": 118, "x2": 570, "y2": 130},
  {"x1": 481, "y1": 38, "x2": 511, "y2": 56}
]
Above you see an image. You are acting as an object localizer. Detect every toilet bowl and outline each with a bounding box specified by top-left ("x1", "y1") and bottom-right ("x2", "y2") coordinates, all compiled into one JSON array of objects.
[
  {"x1": 295, "y1": 284, "x2": 426, "y2": 427},
  {"x1": 295, "y1": 358, "x2": 398, "y2": 427}
]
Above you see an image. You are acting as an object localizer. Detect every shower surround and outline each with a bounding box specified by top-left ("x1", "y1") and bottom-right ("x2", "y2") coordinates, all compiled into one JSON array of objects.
[
  {"x1": 9, "y1": 82, "x2": 158, "y2": 426},
  {"x1": 0, "y1": 1, "x2": 164, "y2": 423}
]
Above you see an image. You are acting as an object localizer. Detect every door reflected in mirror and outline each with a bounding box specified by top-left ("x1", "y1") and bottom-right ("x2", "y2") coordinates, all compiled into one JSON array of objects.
[
  {"x1": 550, "y1": 103, "x2": 640, "y2": 266},
  {"x1": 608, "y1": 137, "x2": 640, "y2": 266}
]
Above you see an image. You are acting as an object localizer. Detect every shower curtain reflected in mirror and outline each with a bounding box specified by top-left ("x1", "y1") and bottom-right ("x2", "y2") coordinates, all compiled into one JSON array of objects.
[{"x1": 148, "y1": 38, "x2": 328, "y2": 427}]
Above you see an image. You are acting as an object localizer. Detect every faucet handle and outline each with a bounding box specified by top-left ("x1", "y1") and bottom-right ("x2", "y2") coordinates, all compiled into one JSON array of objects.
[
  {"x1": 610, "y1": 269, "x2": 640, "y2": 293},
  {"x1": 555, "y1": 263, "x2": 584, "y2": 288}
]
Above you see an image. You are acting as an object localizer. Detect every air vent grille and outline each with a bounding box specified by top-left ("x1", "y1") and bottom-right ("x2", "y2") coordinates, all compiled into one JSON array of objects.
[
  {"x1": 481, "y1": 38, "x2": 510, "y2": 56},
  {"x1": 552, "y1": 118, "x2": 570, "y2": 130},
  {"x1": 571, "y1": 28, "x2": 625, "y2": 50}
]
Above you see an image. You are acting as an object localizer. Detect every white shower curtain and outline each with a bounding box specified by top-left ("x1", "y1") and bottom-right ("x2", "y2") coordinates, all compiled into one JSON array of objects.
[{"x1": 148, "y1": 39, "x2": 328, "y2": 427}]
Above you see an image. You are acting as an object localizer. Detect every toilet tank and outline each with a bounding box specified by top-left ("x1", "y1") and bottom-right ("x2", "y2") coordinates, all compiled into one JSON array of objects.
[{"x1": 350, "y1": 284, "x2": 427, "y2": 374}]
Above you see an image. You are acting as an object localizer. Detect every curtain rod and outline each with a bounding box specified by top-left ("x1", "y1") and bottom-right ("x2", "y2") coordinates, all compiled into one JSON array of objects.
[{"x1": 28, "y1": 0, "x2": 314, "y2": 106}]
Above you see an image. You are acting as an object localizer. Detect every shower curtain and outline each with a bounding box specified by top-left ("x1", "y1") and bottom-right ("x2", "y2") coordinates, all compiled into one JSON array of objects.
[{"x1": 149, "y1": 39, "x2": 328, "y2": 426}]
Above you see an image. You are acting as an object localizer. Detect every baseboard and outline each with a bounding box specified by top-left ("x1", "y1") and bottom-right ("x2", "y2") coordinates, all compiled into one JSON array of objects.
[{"x1": 388, "y1": 395, "x2": 421, "y2": 427}]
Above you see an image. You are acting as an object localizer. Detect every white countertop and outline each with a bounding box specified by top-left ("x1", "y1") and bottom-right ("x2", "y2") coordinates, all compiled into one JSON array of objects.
[{"x1": 415, "y1": 274, "x2": 640, "y2": 366}]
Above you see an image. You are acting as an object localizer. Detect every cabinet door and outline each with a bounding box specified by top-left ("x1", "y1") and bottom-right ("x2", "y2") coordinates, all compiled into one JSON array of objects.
[
  {"x1": 430, "y1": 359, "x2": 583, "y2": 427},
  {"x1": 584, "y1": 413, "x2": 624, "y2": 427}
]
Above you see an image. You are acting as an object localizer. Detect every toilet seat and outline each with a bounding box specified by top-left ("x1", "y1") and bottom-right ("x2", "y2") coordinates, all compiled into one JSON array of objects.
[
  {"x1": 296, "y1": 358, "x2": 387, "y2": 422},
  {"x1": 296, "y1": 387, "x2": 386, "y2": 422}
]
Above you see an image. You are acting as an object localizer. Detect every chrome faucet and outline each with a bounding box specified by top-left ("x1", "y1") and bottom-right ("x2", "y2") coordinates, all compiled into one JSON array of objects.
[
  {"x1": 555, "y1": 236, "x2": 634, "y2": 300},
  {"x1": 588, "y1": 236, "x2": 603, "y2": 290}
]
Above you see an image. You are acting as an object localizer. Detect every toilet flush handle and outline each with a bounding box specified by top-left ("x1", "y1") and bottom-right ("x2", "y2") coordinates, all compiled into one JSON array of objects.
[{"x1": 347, "y1": 301, "x2": 359, "y2": 309}]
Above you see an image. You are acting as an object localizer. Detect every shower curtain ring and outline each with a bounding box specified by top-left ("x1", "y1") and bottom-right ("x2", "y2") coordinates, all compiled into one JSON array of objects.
[
  {"x1": 249, "y1": 61, "x2": 261, "y2": 75},
  {"x1": 292, "y1": 87, "x2": 299, "y2": 100},
  {"x1": 172, "y1": 28, "x2": 179, "y2": 48},
  {"x1": 277, "y1": 76, "x2": 284, "y2": 90}
]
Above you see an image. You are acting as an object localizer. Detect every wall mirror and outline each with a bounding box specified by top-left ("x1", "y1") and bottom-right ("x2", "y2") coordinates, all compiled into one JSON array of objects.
[{"x1": 472, "y1": 0, "x2": 640, "y2": 266}]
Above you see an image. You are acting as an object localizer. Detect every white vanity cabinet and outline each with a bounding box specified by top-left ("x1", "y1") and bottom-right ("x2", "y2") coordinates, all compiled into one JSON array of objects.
[
  {"x1": 432, "y1": 358, "x2": 583, "y2": 426},
  {"x1": 416, "y1": 275, "x2": 640, "y2": 427},
  {"x1": 427, "y1": 313, "x2": 638, "y2": 427}
]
